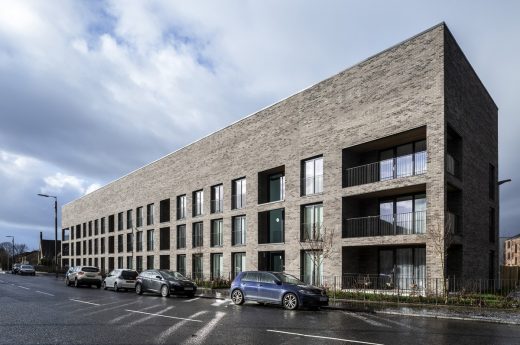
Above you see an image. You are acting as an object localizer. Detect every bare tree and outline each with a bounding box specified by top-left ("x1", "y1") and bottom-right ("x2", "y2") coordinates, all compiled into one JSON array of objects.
[
  {"x1": 428, "y1": 212, "x2": 455, "y2": 303},
  {"x1": 298, "y1": 224, "x2": 335, "y2": 287}
]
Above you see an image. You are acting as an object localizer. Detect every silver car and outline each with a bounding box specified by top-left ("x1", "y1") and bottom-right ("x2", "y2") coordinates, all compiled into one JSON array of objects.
[
  {"x1": 19, "y1": 265, "x2": 36, "y2": 276},
  {"x1": 65, "y1": 266, "x2": 102, "y2": 288},
  {"x1": 103, "y1": 269, "x2": 138, "y2": 292}
]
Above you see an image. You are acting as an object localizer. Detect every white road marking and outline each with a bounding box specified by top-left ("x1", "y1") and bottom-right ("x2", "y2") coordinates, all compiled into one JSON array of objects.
[
  {"x1": 211, "y1": 299, "x2": 228, "y2": 307},
  {"x1": 109, "y1": 305, "x2": 162, "y2": 324},
  {"x1": 69, "y1": 299, "x2": 101, "y2": 306},
  {"x1": 17, "y1": 285, "x2": 29, "y2": 290},
  {"x1": 266, "y1": 330, "x2": 384, "y2": 345},
  {"x1": 183, "y1": 297, "x2": 200, "y2": 302},
  {"x1": 123, "y1": 307, "x2": 178, "y2": 328},
  {"x1": 343, "y1": 311, "x2": 390, "y2": 328},
  {"x1": 156, "y1": 311, "x2": 208, "y2": 345},
  {"x1": 83, "y1": 301, "x2": 135, "y2": 316},
  {"x1": 124, "y1": 308, "x2": 203, "y2": 323},
  {"x1": 369, "y1": 314, "x2": 414, "y2": 329},
  {"x1": 182, "y1": 311, "x2": 226, "y2": 345},
  {"x1": 35, "y1": 290, "x2": 54, "y2": 296}
]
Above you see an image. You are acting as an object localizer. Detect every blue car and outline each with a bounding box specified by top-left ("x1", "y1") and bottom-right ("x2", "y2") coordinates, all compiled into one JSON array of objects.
[{"x1": 230, "y1": 271, "x2": 328, "y2": 310}]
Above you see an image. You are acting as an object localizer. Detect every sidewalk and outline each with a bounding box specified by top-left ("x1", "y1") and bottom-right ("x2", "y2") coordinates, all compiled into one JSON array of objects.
[{"x1": 194, "y1": 288, "x2": 520, "y2": 325}]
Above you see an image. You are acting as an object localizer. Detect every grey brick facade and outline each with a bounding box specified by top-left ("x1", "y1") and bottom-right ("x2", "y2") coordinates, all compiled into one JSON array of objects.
[{"x1": 61, "y1": 23, "x2": 498, "y2": 283}]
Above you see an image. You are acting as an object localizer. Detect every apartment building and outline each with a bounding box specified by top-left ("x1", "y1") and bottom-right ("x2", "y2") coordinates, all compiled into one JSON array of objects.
[
  {"x1": 504, "y1": 235, "x2": 520, "y2": 266},
  {"x1": 61, "y1": 23, "x2": 499, "y2": 285}
]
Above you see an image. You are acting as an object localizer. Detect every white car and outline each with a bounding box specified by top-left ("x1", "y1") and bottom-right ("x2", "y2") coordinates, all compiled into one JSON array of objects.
[
  {"x1": 103, "y1": 269, "x2": 139, "y2": 292},
  {"x1": 65, "y1": 266, "x2": 102, "y2": 288}
]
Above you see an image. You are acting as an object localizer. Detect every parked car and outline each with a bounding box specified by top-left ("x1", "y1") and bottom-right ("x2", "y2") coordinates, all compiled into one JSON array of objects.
[
  {"x1": 103, "y1": 269, "x2": 138, "y2": 292},
  {"x1": 12, "y1": 263, "x2": 21, "y2": 274},
  {"x1": 135, "y1": 270, "x2": 197, "y2": 297},
  {"x1": 230, "y1": 271, "x2": 329, "y2": 310},
  {"x1": 65, "y1": 266, "x2": 102, "y2": 288},
  {"x1": 19, "y1": 265, "x2": 36, "y2": 276}
]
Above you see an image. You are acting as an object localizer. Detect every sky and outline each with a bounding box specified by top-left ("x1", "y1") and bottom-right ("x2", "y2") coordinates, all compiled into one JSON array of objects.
[{"x1": 0, "y1": 0, "x2": 519, "y2": 250}]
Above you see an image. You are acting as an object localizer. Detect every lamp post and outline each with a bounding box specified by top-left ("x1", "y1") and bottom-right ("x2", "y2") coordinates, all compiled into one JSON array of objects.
[
  {"x1": 6, "y1": 235, "x2": 14, "y2": 271},
  {"x1": 37, "y1": 193, "x2": 58, "y2": 278}
]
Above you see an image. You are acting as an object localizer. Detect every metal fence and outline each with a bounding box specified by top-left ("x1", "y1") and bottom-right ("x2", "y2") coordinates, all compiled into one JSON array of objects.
[{"x1": 343, "y1": 211, "x2": 426, "y2": 237}]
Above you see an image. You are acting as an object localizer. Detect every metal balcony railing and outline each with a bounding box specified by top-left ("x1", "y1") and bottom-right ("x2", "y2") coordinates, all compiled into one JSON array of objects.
[
  {"x1": 343, "y1": 211, "x2": 426, "y2": 238},
  {"x1": 344, "y1": 151, "x2": 427, "y2": 187},
  {"x1": 302, "y1": 222, "x2": 323, "y2": 241}
]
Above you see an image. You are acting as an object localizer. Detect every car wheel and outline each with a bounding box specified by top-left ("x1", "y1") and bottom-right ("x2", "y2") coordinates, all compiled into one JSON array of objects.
[
  {"x1": 114, "y1": 283, "x2": 119, "y2": 292},
  {"x1": 135, "y1": 283, "x2": 143, "y2": 295},
  {"x1": 96, "y1": 283, "x2": 101, "y2": 289},
  {"x1": 283, "y1": 293, "x2": 298, "y2": 310},
  {"x1": 231, "y1": 289, "x2": 244, "y2": 305},
  {"x1": 160, "y1": 285, "x2": 170, "y2": 297},
  {"x1": 102, "y1": 281, "x2": 107, "y2": 290},
  {"x1": 74, "y1": 279, "x2": 80, "y2": 288}
]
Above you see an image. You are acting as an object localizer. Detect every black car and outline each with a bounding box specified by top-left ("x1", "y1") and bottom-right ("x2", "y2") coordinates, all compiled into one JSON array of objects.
[{"x1": 135, "y1": 270, "x2": 197, "y2": 298}]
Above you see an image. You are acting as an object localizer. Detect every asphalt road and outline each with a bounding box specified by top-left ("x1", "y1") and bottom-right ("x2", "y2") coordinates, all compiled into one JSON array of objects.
[{"x1": 1, "y1": 273, "x2": 519, "y2": 345}]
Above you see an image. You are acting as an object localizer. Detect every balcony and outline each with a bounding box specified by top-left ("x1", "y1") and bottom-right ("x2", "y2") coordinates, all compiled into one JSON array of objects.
[
  {"x1": 343, "y1": 211, "x2": 426, "y2": 238},
  {"x1": 344, "y1": 151, "x2": 427, "y2": 187}
]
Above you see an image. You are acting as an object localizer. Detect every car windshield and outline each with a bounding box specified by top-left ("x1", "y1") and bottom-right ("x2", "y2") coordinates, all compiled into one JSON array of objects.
[
  {"x1": 273, "y1": 272, "x2": 304, "y2": 285},
  {"x1": 120, "y1": 270, "x2": 138, "y2": 280},
  {"x1": 160, "y1": 271, "x2": 186, "y2": 280},
  {"x1": 21, "y1": 265, "x2": 33, "y2": 269},
  {"x1": 82, "y1": 267, "x2": 98, "y2": 272}
]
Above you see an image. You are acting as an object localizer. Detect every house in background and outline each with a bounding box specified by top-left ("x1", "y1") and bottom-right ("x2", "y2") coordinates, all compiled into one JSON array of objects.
[
  {"x1": 504, "y1": 234, "x2": 520, "y2": 266},
  {"x1": 38, "y1": 232, "x2": 61, "y2": 267}
]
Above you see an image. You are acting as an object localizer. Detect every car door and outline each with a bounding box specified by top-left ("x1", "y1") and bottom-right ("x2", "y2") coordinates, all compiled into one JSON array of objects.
[
  {"x1": 257, "y1": 273, "x2": 281, "y2": 302},
  {"x1": 105, "y1": 270, "x2": 116, "y2": 287},
  {"x1": 141, "y1": 272, "x2": 152, "y2": 292},
  {"x1": 149, "y1": 271, "x2": 162, "y2": 292},
  {"x1": 240, "y1": 272, "x2": 259, "y2": 299}
]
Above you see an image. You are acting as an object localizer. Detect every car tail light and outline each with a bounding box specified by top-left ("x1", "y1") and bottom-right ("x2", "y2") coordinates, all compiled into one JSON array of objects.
[{"x1": 78, "y1": 271, "x2": 84, "y2": 275}]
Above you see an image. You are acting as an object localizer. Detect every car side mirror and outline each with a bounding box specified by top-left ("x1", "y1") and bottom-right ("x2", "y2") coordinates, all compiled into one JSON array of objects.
[
  {"x1": 275, "y1": 280, "x2": 282, "y2": 285},
  {"x1": 156, "y1": 276, "x2": 162, "y2": 280}
]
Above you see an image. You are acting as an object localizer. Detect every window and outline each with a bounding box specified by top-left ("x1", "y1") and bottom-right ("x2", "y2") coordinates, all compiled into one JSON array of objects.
[
  {"x1": 489, "y1": 164, "x2": 495, "y2": 200},
  {"x1": 232, "y1": 178, "x2": 246, "y2": 209},
  {"x1": 302, "y1": 156, "x2": 323, "y2": 195},
  {"x1": 489, "y1": 207, "x2": 495, "y2": 243},
  {"x1": 147, "y1": 255, "x2": 154, "y2": 270},
  {"x1": 177, "y1": 255, "x2": 186, "y2": 276},
  {"x1": 100, "y1": 238, "x2": 105, "y2": 254},
  {"x1": 108, "y1": 257, "x2": 115, "y2": 271},
  {"x1": 136, "y1": 256, "x2": 143, "y2": 272},
  {"x1": 108, "y1": 215, "x2": 115, "y2": 232},
  {"x1": 160, "y1": 227, "x2": 170, "y2": 250},
  {"x1": 177, "y1": 195, "x2": 186, "y2": 220},
  {"x1": 83, "y1": 223, "x2": 86, "y2": 237},
  {"x1": 101, "y1": 218, "x2": 105, "y2": 234},
  {"x1": 75, "y1": 241, "x2": 80, "y2": 256},
  {"x1": 211, "y1": 184, "x2": 224, "y2": 213},
  {"x1": 118, "y1": 212, "x2": 124, "y2": 231},
  {"x1": 136, "y1": 231, "x2": 143, "y2": 252},
  {"x1": 232, "y1": 215, "x2": 246, "y2": 246},
  {"x1": 258, "y1": 209, "x2": 284, "y2": 244},
  {"x1": 108, "y1": 236, "x2": 114, "y2": 254},
  {"x1": 232, "y1": 252, "x2": 246, "y2": 279},
  {"x1": 192, "y1": 254, "x2": 203, "y2": 279},
  {"x1": 147, "y1": 203, "x2": 155, "y2": 225},
  {"x1": 193, "y1": 190, "x2": 204, "y2": 217},
  {"x1": 378, "y1": 193, "x2": 426, "y2": 235},
  {"x1": 136, "y1": 207, "x2": 143, "y2": 227},
  {"x1": 127, "y1": 256, "x2": 133, "y2": 269},
  {"x1": 192, "y1": 222, "x2": 203, "y2": 248},
  {"x1": 88, "y1": 240, "x2": 92, "y2": 255},
  {"x1": 146, "y1": 229, "x2": 154, "y2": 251},
  {"x1": 380, "y1": 140, "x2": 427, "y2": 180},
  {"x1": 301, "y1": 250, "x2": 323, "y2": 285},
  {"x1": 88, "y1": 221, "x2": 92, "y2": 236},
  {"x1": 118, "y1": 257, "x2": 123, "y2": 269},
  {"x1": 160, "y1": 199, "x2": 170, "y2": 223},
  {"x1": 302, "y1": 203, "x2": 323, "y2": 241},
  {"x1": 83, "y1": 240, "x2": 86, "y2": 255},
  {"x1": 76, "y1": 224, "x2": 81, "y2": 239},
  {"x1": 94, "y1": 219, "x2": 99, "y2": 235},
  {"x1": 94, "y1": 238, "x2": 98, "y2": 255},
  {"x1": 177, "y1": 225, "x2": 186, "y2": 249},
  {"x1": 126, "y1": 233, "x2": 133, "y2": 252},
  {"x1": 211, "y1": 219, "x2": 223, "y2": 247},
  {"x1": 94, "y1": 258, "x2": 98, "y2": 268},
  {"x1": 127, "y1": 210, "x2": 133, "y2": 229},
  {"x1": 211, "y1": 253, "x2": 223, "y2": 280},
  {"x1": 160, "y1": 255, "x2": 170, "y2": 270},
  {"x1": 117, "y1": 234, "x2": 123, "y2": 253}
]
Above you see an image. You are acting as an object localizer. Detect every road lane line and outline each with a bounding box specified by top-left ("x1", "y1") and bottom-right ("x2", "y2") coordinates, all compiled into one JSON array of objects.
[
  {"x1": 123, "y1": 307, "x2": 176, "y2": 327},
  {"x1": 35, "y1": 290, "x2": 55, "y2": 296},
  {"x1": 70, "y1": 299, "x2": 101, "y2": 306},
  {"x1": 182, "y1": 311, "x2": 226, "y2": 345},
  {"x1": 343, "y1": 311, "x2": 390, "y2": 328},
  {"x1": 183, "y1": 297, "x2": 200, "y2": 302},
  {"x1": 211, "y1": 299, "x2": 229, "y2": 307},
  {"x1": 369, "y1": 314, "x2": 414, "y2": 329},
  {"x1": 83, "y1": 301, "x2": 136, "y2": 317},
  {"x1": 17, "y1": 285, "x2": 30, "y2": 290},
  {"x1": 124, "y1": 308, "x2": 203, "y2": 323},
  {"x1": 156, "y1": 311, "x2": 208, "y2": 345},
  {"x1": 109, "y1": 305, "x2": 162, "y2": 324},
  {"x1": 266, "y1": 330, "x2": 384, "y2": 345}
]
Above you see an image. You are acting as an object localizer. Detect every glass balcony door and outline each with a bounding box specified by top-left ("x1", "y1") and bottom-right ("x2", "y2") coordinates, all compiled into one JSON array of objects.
[{"x1": 303, "y1": 203, "x2": 323, "y2": 241}]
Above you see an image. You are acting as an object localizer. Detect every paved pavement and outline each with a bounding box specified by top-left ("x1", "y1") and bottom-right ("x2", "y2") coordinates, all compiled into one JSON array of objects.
[{"x1": 1, "y1": 273, "x2": 520, "y2": 345}]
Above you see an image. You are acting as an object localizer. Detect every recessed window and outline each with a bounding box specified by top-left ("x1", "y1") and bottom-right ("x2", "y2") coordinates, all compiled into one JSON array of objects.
[
  {"x1": 160, "y1": 227, "x2": 170, "y2": 250},
  {"x1": 136, "y1": 207, "x2": 143, "y2": 227},
  {"x1": 211, "y1": 253, "x2": 223, "y2": 280},
  {"x1": 108, "y1": 215, "x2": 115, "y2": 233},
  {"x1": 177, "y1": 195, "x2": 186, "y2": 220},
  {"x1": 146, "y1": 229, "x2": 154, "y2": 251},
  {"x1": 126, "y1": 210, "x2": 133, "y2": 229},
  {"x1": 232, "y1": 178, "x2": 246, "y2": 209},
  {"x1": 193, "y1": 190, "x2": 204, "y2": 217},
  {"x1": 232, "y1": 215, "x2": 246, "y2": 246},
  {"x1": 211, "y1": 184, "x2": 224, "y2": 214},
  {"x1": 147, "y1": 203, "x2": 155, "y2": 225},
  {"x1": 302, "y1": 156, "x2": 323, "y2": 196},
  {"x1": 258, "y1": 209, "x2": 284, "y2": 244},
  {"x1": 160, "y1": 199, "x2": 170, "y2": 223},
  {"x1": 258, "y1": 166, "x2": 285, "y2": 204},
  {"x1": 177, "y1": 254, "x2": 186, "y2": 276},
  {"x1": 118, "y1": 212, "x2": 124, "y2": 231},
  {"x1": 211, "y1": 219, "x2": 223, "y2": 247},
  {"x1": 177, "y1": 225, "x2": 186, "y2": 249},
  {"x1": 192, "y1": 222, "x2": 203, "y2": 248}
]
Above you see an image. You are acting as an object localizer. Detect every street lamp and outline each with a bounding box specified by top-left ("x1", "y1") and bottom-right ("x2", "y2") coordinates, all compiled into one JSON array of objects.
[
  {"x1": 37, "y1": 193, "x2": 58, "y2": 278},
  {"x1": 498, "y1": 179, "x2": 512, "y2": 186},
  {"x1": 6, "y1": 235, "x2": 14, "y2": 272}
]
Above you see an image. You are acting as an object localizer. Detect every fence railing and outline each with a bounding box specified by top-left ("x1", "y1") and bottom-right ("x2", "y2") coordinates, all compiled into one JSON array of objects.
[
  {"x1": 344, "y1": 151, "x2": 427, "y2": 187},
  {"x1": 343, "y1": 211, "x2": 426, "y2": 238}
]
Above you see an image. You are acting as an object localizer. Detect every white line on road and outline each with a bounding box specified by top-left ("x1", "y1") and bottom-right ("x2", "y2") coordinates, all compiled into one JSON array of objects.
[
  {"x1": 17, "y1": 285, "x2": 29, "y2": 290},
  {"x1": 266, "y1": 330, "x2": 384, "y2": 345},
  {"x1": 343, "y1": 311, "x2": 390, "y2": 328},
  {"x1": 69, "y1": 299, "x2": 101, "y2": 306},
  {"x1": 211, "y1": 299, "x2": 229, "y2": 307},
  {"x1": 123, "y1": 307, "x2": 175, "y2": 328},
  {"x1": 182, "y1": 311, "x2": 226, "y2": 345},
  {"x1": 35, "y1": 290, "x2": 55, "y2": 296},
  {"x1": 83, "y1": 301, "x2": 136, "y2": 317},
  {"x1": 156, "y1": 311, "x2": 208, "y2": 345},
  {"x1": 183, "y1": 297, "x2": 200, "y2": 302},
  {"x1": 109, "y1": 305, "x2": 162, "y2": 324},
  {"x1": 124, "y1": 308, "x2": 203, "y2": 323}
]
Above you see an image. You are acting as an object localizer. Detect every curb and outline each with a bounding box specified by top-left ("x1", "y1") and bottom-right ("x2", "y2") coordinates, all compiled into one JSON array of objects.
[{"x1": 376, "y1": 310, "x2": 520, "y2": 325}]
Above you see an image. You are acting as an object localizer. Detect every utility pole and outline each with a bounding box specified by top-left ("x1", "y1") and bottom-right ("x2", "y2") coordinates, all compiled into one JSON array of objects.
[{"x1": 37, "y1": 193, "x2": 59, "y2": 278}]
